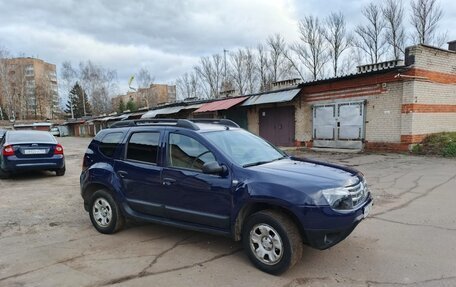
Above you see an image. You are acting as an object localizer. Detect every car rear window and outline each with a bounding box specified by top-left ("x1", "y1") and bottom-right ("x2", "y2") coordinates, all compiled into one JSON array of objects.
[
  {"x1": 7, "y1": 131, "x2": 56, "y2": 143},
  {"x1": 99, "y1": 132, "x2": 123, "y2": 158},
  {"x1": 126, "y1": 132, "x2": 160, "y2": 164}
]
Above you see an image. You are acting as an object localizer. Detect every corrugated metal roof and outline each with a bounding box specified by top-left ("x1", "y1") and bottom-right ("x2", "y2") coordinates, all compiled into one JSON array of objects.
[
  {"x1": 141, "y1": 104, "x2": 202, "y2": 119},
  {"x1": 241, "y1": 88, "x2": 301, "y2": 106},
  {"x1": 194, "y1": 97, "x2": 248, "y2": 113}
]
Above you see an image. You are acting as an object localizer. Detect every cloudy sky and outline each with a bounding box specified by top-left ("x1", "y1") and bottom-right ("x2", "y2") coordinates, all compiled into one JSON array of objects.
[{"x1": 0, "y1": 0, "x2": 455, "y2": 94}]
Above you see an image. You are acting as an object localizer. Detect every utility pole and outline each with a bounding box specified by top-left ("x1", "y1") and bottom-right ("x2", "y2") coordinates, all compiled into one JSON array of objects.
[{"x1": 223, "y1": 49, "x2": 228, "y2": 80}]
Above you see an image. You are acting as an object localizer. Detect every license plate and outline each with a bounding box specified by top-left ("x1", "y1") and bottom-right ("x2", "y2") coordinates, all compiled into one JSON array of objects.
[
  {"x1": 363, "y1": 201, "x2": 373, "y2": 218},
  {"x1": 24, "y1": 149, "x2": 47, "y2": 155}
]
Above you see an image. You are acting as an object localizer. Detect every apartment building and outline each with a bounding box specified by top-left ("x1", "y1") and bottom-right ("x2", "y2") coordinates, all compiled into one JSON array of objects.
[{"x1": 0, "y1": 57, "x2": 59, "y2": 120}]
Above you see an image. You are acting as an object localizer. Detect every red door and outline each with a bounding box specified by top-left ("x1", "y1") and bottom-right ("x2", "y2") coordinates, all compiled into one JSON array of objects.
[{"x1": 259, "y1": 106, "x2": 295, "y2": 146}]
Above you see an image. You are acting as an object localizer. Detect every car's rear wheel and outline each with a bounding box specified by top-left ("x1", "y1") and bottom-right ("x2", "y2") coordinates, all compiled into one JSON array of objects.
[
  {"x1": 242, "y1": 210, "x2": 303, "y2": 274},
  {"x1": 55, "y1": 167, "x2": 66, "y2": 176},
  {"x1": 89, "y1": 190, "x2": 125, "y2": 234},
  {"x1": 0, "y1": 168, "x2": 10, "y2": 179}
]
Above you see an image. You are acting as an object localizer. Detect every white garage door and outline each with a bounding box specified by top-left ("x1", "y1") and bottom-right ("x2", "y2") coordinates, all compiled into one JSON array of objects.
[{"x1": 313, "y1": 101, "x2": 365, "y2": 149}]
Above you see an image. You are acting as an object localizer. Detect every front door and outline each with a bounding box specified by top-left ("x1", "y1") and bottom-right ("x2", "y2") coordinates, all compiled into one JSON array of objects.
[
  {"x1": 312, "y1": 101, "x2": 365, "y2": 149},
  {"x1": 115, "y1": 131, "x2": 165, "y2": 216},
  {"x1": 259, "y1": 106, "x2": 295, "y2": 146},
  {"x1": 161, "y1": 132, "x2": 232, "y2": 229}
]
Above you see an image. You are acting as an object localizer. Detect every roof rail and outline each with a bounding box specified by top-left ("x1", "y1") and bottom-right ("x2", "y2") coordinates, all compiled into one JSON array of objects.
[
  {"x1": 109, "y1": 119, "x2": 200, "y2": 130},
  {"x1": 190, "y1": 118, "x2": 240, "y2": 128},
  {"x1": 108, "y1": 118, "x2": 240, "y2": 130}
]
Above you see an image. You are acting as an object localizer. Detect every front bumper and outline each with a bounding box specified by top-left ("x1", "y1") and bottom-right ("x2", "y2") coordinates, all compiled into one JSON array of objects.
[{"x1": 299, "y1": 194, "x2": 373, "y2": 250}]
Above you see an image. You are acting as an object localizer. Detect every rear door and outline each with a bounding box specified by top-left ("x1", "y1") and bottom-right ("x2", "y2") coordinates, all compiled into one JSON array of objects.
[{"x1": 114, "y1": 129, "x2": 165, "y2": 217}]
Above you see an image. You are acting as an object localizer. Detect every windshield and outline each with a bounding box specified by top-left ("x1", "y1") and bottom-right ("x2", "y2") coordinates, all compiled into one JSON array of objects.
[{"x1": 203, "y1": 129, "x2": 286, "y2": 167}]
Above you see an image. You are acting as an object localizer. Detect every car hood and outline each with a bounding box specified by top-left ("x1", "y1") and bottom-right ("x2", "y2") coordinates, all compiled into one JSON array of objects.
[{"x1": 247, "y1": 157, "x2": 358, "y2": 188}]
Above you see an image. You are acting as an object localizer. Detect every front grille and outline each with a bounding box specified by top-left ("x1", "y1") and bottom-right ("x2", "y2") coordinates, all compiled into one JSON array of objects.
[{"x1": 346, "y1": 180, "x2": 367, "y2": 207}]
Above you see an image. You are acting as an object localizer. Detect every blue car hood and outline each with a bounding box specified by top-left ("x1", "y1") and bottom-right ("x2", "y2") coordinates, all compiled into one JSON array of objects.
[{"x1": 248, "y1": 158, "x2": 357, "y2": 188}]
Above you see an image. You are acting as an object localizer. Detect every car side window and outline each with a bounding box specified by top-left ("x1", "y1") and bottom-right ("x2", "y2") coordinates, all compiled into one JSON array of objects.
[
  {"x1": 99, "y1": 132, "x2": 123, "y2": 158},
  {"x1": 169, "y1": 133, "x2": 216, "y2": 171},
  {"x1": 126, "y1": 132, "x2": 160, "y2": 164}
]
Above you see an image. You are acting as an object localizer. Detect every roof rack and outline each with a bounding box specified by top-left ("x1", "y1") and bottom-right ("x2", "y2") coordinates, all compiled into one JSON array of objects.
[
  {"x1": 189, "y1": 118, "x2": 240, "y2": 128},
  {"x1": 108, "y1": 118, "x2": 240, "y2": 130},
  {"x1": 109, "y1": 119, "x2": 200, "y2": 130}
]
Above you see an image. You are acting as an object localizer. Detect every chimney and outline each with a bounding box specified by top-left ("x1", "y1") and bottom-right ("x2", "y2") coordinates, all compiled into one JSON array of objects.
[
  {"x1": 448, "y1": 41, "x2": 456, "y2": 52},
  {"x1": 357, "y1": 59, "x2": 404, "y2": 74},
  {"x1": 271, "y1": 78, "x2": 302, "y2": 90}
]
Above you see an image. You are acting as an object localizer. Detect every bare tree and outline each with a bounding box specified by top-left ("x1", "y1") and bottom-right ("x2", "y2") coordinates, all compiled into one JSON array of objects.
[
  {"x1": 244, "y1": 48, "x2": 258, "y2": 94},
  {"x1": 60, "y1": 61, "x2": 77, "y2": 118},
  {"x1": 79, "y1": 61, "x2": 118, "y2": 115},
  {"x1": 410, "y1": 0, "x2": 444, "y2": 45},
  {"x1": 383, "y1": 0, "x2": 406, "y2": 59},
  {"x1": 290, "y1": 16, "x2": 328, "y2": 80},
  {"x1": 194, "y1": 54, "x2": 224, "y2": 98},
  {"x1": 35, "y1": 73, "x2": 54, "y2": 120},
  {"x1": 324, "y1": 12, "x2": 352, "y2": 76},
  {"x1": 176, "y1": 72, "x2": 201, "y2": 100},
  {"x1": 266, "y1": 34, "x2": 291, "y2": 82},
  {"x1": 256, "y1": 43, "x2": 271, "y2": 92},
  {"x1": 355, "y1": 2, "x2": 387, "y2": 63},
  {"x1": 136, "y1": 67, "x2": 154, "y2": 89},
  {"x1": 229, "y1": 49, "x2": 247, "y2": 95},
  {"x1": 0, "y1": 47, "x2": 13, "y2": 120},
  {"x1": 282, "y1": 49, "x2": 306, "y2": 81}
]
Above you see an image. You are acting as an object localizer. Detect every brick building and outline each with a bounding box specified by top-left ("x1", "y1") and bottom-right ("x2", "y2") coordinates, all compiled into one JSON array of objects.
[
  {"x1": 243, "y1": 43, "x2": 456, "y2": 151},
  {"x1": 0, "y1": 57, "x2": 59, "y2": 120},
  {"x1": 111, "y1": 84, "x2": 176, "y2": 111}
]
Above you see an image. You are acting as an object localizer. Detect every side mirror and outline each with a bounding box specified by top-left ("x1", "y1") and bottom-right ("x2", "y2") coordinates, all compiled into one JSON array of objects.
[{"x1": 202, "y1": 161, "x2": 227, "y2": 175}]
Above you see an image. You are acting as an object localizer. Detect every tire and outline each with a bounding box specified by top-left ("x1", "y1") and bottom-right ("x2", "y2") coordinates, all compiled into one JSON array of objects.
[
  {"x1": 56, "y1": 167, "x2": 66, "y2": 176},
  {"x1": 0, "y1": 168, "x2": 10, "y2": 179},
  {"x1": 242, "y1": 210, "x2": 303, "y2": 275},
  {"x1": 89, "y1": 189, "x2": 125, "y2": 234}
]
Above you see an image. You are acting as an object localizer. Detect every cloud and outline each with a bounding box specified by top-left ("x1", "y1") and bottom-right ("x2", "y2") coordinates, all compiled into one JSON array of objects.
[
  {"x1": 0, "y1": 0, "x2": 300, "y2": 93},
  {"x1": 0, "y1": 0, "x2": 454, "y2": 97}
]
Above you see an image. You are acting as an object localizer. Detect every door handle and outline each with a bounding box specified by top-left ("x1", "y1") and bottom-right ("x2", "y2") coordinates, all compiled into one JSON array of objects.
[
  {"x1": 118, "y1": 171, "x2": 128, "y2": 178},
  {"x1": 162, "y1": 177, "x2": 176, "y2": 186}
]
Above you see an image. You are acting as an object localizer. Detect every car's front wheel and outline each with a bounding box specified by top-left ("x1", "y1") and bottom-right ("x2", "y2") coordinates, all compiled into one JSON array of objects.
[
  {"x1": 89, "y1": 190, "x2": 125, "y2": 234},
  {"x1": 242, "y1": 210, "x2": 303, "y2": 274}
]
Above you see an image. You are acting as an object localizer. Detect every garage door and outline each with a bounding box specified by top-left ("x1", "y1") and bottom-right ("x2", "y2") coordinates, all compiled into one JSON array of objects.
[
  {"x1": 259, "y1": 106, "x2": 295, "y2": 146},
  {"x1": 313, "y1": 101, "x2": 365, "y2": 149}
]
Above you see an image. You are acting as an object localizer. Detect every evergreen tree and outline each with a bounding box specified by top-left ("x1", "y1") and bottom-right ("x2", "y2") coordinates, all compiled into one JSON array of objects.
[
  {"x1": 126, "y1": 98, "x2": 137, "y2": 112},
  {"x1": 65, "y1": 82, "x2": 91, "y2": 118},
  {"x1": 118, "y1": 99, "x2": 126, "y2": 114}
]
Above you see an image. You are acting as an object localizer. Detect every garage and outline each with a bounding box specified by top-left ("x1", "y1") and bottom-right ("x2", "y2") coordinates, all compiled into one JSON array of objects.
[
  {"x1": 312, "y1": 101, "x2": 365, "y2": 149},
  {"x1": 259, "y1": 106, "x2": 295, "y2": 146}
]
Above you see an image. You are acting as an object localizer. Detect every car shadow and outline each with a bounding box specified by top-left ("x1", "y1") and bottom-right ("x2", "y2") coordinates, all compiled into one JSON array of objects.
[{"x1": 4, "y1": 170, "x2": 57, "y2": 181}]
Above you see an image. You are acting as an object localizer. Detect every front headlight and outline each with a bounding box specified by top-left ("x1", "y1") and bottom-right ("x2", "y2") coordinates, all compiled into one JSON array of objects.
[{"x1": 322, "y1": 187, "x2": 353, "y2": 210}]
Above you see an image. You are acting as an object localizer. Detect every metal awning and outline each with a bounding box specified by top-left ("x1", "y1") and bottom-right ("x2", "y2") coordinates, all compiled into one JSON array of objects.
[
  {"x1": 193, "y1": 97, "x2": 248, "y2": 113},
  {"x1": 125, "y1": 111, "x2": 147, "y2": 119},
  {"x1": 241, "y1": 88, "x2": 301, "y2": 106},
  {"x1": 141, "y1": 104, "x2": 202, "y2": 119}
]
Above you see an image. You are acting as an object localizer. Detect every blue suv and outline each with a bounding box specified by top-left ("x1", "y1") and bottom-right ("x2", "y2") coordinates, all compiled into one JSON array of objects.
[{"x1": 80, "y1": 119, "x2": 373, "y2": 274}]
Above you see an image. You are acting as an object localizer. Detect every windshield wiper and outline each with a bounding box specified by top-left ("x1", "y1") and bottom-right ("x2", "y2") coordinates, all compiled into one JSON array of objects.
[
  {"x1": 243, "y1": 156, "x2": 287, "y2": 168},
  {"x1": 243, "y1": 160, "x2": 273, "y2": 168}
]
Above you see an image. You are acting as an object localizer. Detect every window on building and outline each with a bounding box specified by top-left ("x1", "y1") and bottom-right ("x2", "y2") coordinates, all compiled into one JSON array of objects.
[
  {"x1": 168, "y1": 133, "x2": 215, "y2": 171},
  {"x1": 126, "y1": 132, "x2": 160, "y2": 164}
]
